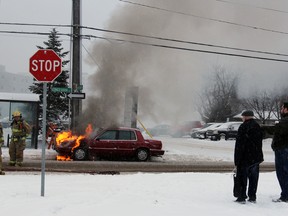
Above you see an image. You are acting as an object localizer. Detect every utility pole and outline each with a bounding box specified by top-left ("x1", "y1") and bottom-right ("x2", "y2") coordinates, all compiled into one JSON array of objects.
[{"x1": 71, "y1": 0, "x2": 82, "y2": 131}]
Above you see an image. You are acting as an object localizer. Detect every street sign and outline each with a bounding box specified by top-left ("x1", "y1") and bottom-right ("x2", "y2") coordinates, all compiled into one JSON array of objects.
[
  {"x1": 77, "y1": 85, "x2": 83, "y2": 91},
  {"x1": 29, "y1": 49, "x2": 62, "y2": 197},
  {"x1": 52, "y1": 87, "x2": 71, "y2": 93},
  {"x1": 67, "y1": 93, "x2": 85, "y2": 99},
  {"x1": 29, "y1": 49, "x2": 62, "y2": 82}
]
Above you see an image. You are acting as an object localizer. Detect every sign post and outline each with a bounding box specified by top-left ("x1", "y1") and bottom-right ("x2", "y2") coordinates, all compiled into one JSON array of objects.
[
  {"x1": 29, "y1": 49, "x2": 62, "y2": 197},
  {"x1": 67, "y1": 92, "x2": 85, "y2": 99}
]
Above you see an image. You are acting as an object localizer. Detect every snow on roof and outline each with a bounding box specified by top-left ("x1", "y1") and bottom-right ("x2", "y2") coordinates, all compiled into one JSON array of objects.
[
  {"x1": 0, "y1": 92, "x2": 39, "y2": 102},
  {"x1": 233, "y1": 111, "x2": 278, "y2": 120}
]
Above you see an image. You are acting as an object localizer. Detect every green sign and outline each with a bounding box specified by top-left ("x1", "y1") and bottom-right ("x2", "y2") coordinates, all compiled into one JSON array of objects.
[
  {"x1": 77, "y1": 85, "x2": 83, "y2": 91},
  {"x1": 52, "y1": 87, "x2": 71, "y2": 93}
]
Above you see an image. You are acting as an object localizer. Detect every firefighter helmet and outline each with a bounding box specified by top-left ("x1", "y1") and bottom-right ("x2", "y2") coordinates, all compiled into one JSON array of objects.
[{"x1": 12, "y1": 111, "x2": 22, "y2": 118}]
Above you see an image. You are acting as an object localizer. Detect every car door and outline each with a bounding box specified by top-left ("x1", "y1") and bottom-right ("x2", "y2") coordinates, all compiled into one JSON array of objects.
[
  {"x1": 227, "y1": 123, "x2": 241, "y2": 139},
  {"x1": 89, "y1": 130, "x2": 118, "y2": 158},
  {"x1": 113, "y1": 130, "x2": 137, "y2": 157}
]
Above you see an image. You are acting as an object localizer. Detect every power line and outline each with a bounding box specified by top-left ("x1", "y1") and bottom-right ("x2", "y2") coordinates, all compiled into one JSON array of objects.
[
  {"x1": 0, "y1": 22, "x2": 73, "y2": 28},
  {"x1": 2, "y1": 21, "x2": 288, "y2": 57},
  {"x1": 81, "y1": 43, "x2": 101, "y2": 68},
  {"x1": 81, "y1": 25, "x2": 288, "y2": 58},
  {"x1": 0, "y1": 30, "x2": 72, "y2": 37},
  {"x1": 1, "y1": 28, "x2": 288, "y2": 63},
  {"x1": 85, "y1": 34, "x2": 288, "y2": 63},
  {"x1": 119, "y1": 0, "x2": 288, "y2": 35},
  {"x1": 215, "y1": 0, "x2": 288, "y2": 14}
]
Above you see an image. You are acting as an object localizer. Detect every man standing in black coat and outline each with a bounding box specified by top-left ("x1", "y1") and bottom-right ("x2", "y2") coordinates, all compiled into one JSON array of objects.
[
  {"x1": 271, "y1": 102, "x2": 288, "y2": 202},
  {"x1": 234, "y1": 110, "x2": 264, "y2": 203}
]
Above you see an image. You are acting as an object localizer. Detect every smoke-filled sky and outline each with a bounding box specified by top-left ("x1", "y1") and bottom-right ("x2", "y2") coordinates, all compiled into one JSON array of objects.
[
  {"x1": 85, "y1": 0, "x2": 288, "y2": 127},
  {"x1": 1, "y1": 0, "x2": 288, "y2": 127}
]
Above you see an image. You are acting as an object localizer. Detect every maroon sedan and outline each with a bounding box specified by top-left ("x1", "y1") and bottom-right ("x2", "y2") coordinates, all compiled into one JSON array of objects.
[{"x1": 55, "y1": 127, "x2": 165, "y2": 161}]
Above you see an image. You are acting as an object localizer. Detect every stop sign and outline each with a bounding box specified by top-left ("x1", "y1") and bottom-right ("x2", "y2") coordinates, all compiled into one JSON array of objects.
[{"x1": 29, "y1": 49, "x2": 62, "y2": 82}]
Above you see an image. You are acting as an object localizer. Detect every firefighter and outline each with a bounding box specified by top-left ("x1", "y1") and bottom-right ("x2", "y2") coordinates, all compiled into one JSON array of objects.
[
  {"x1": 47, "y1": 122, "x2": 58, "y2": 149},
  {"x1": 9, "y1": 111, "x2": 31, "y2": 167},
  {"x1": 0, "y1": 122, "x2": 5, "y2": 175}
]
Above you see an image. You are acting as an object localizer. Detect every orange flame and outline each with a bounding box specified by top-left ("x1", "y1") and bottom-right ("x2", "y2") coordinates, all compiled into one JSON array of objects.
[
  {"x1": 56, "y1": 155, "x2": 71, "y2": 161},
  {"x1": 55, "y1": 124, "x2": 93, "y2": 158}
]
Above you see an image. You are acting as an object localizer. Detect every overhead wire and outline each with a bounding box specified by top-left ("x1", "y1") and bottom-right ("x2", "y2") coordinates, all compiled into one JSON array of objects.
[
  {"x1": 81, "y1": 43, "x2": 101, "y2": 68},
  {"x1": 81, "y1": 25, "x2": 288, "y2": 57},
  {"x1": 0, "y1": 30, "x2": 72, "y2": 37},
  {"x1": 85, "y1": 34, "x2": 288, "y2": 63},
  {"x1": 0, "y1": 22, "x2": 73, "y2": 28},
  {"x1": 119, "y1": 0, "x2": 288, "y2": 35},
  {"x1": 1, "y1": 24, "x2": 288, "y2": 63},
  {"x1": 215, "y1": 0, "x2": 288, "y2": 14},
  {"x1": 2, "y1": 22, "x2": 288, "y2": 58}
]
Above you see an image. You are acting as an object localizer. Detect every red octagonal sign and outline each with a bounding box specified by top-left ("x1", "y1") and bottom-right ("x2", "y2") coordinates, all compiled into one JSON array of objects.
[{"x1": 29, "y1": 49, "x2": 62, "y2": 82}]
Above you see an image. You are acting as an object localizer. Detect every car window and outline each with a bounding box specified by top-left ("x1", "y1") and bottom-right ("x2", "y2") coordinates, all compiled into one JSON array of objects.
[
  {"x1": 98, "y1": 130, "x2": 117, "y2": 140},
  {"x1": 118, "y1": 131, "x2": 136, "y2": 140},
  {"x1": 232, "y1": 124, "x2": 241, "y2": 130}
]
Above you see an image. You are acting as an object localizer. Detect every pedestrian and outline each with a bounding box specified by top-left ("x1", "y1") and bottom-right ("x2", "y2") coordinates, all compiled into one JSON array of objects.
[
  {"x1": 271, "y1": 102, "x2": 288, "y2": 203},
  {"x1": 234, "y1": 110, "x2": 264, "y2": 203},
  {"x1": 0, "y1": 122, "x2": 5, "y2": 175},
  {"x1": 9, "y1": 111, "x2": 31, "y2": 167}
]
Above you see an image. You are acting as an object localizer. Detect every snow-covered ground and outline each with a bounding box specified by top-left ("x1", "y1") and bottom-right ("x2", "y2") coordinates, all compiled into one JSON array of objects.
[
  {"x1": 0, "y1": 135, "x2": 275, "y2": 162},
  {"x1": 1, "y1": 136, "x2": 286, "y2": 215},
  {"x1": 0, "y1": 172, "x2": 287, "y2": 216}
]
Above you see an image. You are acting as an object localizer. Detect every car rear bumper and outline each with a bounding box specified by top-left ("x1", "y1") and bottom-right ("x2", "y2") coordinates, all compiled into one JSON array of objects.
[{"x1": 150, "y1": 149, "x2": 165, "y2": 156}]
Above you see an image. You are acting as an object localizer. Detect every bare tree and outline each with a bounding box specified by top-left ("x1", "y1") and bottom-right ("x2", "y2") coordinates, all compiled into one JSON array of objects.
[
  {"x1": 271, "y1": 87, "x2": 288, "y2": 120},
  {"x1": 197, "y1": 66, "x2": 240, "y2": 122},
  {"x1": 241, "y1": 90, "x2": 275, "y2": 124}
]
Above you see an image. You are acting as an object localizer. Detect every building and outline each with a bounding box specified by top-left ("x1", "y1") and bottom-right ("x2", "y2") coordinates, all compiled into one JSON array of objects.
[{"x1": 0, "y1": 65, "x2": 33, "y2": 93}]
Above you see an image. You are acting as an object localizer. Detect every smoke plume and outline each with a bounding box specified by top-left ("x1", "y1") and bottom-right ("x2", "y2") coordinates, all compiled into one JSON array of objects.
[{"x1": 81, "y1": 0, "x2": 288, "y2": 130}]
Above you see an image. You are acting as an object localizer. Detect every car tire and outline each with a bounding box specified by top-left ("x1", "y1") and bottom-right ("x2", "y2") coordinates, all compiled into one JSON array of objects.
[
  {"x1": 210, "y1": 136, "x2": 216, "y2": 141},
  {"x1": 73, "y1": 147, "x2": 87, "y2": 161},
  {"x1": 220, "y1": 133, "x2": 226, "y2": 140},
  {"x1": 136, "y1": 148, "x2": 149, "y2": 161}
]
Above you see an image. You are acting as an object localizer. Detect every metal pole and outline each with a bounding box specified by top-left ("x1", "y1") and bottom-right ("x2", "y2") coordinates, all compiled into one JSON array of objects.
[
  {"x1": 71, "y1": 0, "x2": 82, "y2": 131},
  {"x1": 41, "y1": 82, "x2": 47, "y2": 197}
]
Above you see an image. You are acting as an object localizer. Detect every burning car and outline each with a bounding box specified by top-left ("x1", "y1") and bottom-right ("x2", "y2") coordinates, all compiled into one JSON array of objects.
[{"x1": 55, "y1": 125, "x2": 165, "y2": 161}]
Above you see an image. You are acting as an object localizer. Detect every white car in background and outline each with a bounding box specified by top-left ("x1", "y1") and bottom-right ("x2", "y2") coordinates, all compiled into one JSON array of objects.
[
  {"x1": 209, "y1": 121, "x2": 242, "y2": 141},
  {"x1": 193, "y1": 123, "x2": 223, "y2": 139}
]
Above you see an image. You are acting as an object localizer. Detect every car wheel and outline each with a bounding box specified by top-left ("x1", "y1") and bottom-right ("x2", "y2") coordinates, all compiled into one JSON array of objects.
[
  {"x1": 220, "y1": 133, "x2": 226, "y2": 140},
  {"x1": 136, "y1": 148, "x2": 149, "y2": 161},
  {"x1": 73, "y1": 147, "x2": 87, "y2": 161}
]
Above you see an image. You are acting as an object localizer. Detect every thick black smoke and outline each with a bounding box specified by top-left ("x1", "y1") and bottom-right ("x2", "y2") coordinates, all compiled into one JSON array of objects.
[{"x1": 80, "y1": 0, "x2": 288, "y2": 130}]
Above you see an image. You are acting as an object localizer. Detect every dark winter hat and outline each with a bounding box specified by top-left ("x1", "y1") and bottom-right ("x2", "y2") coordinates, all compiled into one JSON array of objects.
[
  {"x1": 241, "y1": 110, "x2": 254, "y2": 117},
  {"x1": 283, "y1": 102, "x2": 288, "y2": 109}
]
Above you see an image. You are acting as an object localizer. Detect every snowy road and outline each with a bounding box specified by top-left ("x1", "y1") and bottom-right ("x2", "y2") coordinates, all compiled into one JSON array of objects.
[{"x1": 1, "y1": 137, "x2": 275, "y2": 173}]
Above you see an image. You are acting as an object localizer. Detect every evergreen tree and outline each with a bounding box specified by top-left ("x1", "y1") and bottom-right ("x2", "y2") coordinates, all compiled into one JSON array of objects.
[{"x1": 29, "y1": 28, "x2": 70, "y2": 122}]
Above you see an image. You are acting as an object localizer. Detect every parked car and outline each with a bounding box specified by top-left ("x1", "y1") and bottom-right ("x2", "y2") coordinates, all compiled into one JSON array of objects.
[
  {"x1": 148, "y1": 124, "x2": 171, "y2": 136},
  {"x1": 260, "y1": 124, "x2": 275, "y2": 139},
  {"x1": 209, "y1": 122, "x2": 242, "y2": 141},
  {"x1": 190, "y1": 127, "x2": 202, "y2": 138},
  {"x1": 194, "y1": 123, "x2": 223, "y2": 139},
  {"x1": 170, "y1": 121, "x2": 202, "y2": 137},
  {"x1": 55, "y1": 127, "x2": 165, "y2": 161}
]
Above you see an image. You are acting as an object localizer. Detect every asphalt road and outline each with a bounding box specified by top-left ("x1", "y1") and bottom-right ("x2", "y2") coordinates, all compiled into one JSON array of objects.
[
  {"x1": 2, "y1": 158, "x2": 275, "y2": 174},
  {"x1": 1, "y1": 137, "x2": 276, "y2": 174}
]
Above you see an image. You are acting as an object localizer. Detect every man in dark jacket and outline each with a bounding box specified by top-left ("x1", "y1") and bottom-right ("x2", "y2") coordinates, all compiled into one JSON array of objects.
[
  {"x1": 271, "y1": 102, "x2": 288, "y2": 202},
  {"x1": 234, "y1": 110, "x2": 264, "y2": 203}
]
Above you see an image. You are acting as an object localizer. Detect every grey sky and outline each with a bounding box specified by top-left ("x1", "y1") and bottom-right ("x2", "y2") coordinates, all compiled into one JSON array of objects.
[
  {"x1": 0, "y1": 0, "x2": 118, "y2": 74},
  {"x1": 1, "y1": 0, "x2": 288, "y2": 126}
]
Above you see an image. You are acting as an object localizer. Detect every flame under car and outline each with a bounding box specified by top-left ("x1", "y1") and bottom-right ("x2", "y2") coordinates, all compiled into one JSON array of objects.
[{"x1": 55, "y1": 127, "x2": 165, "y2": 161}]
